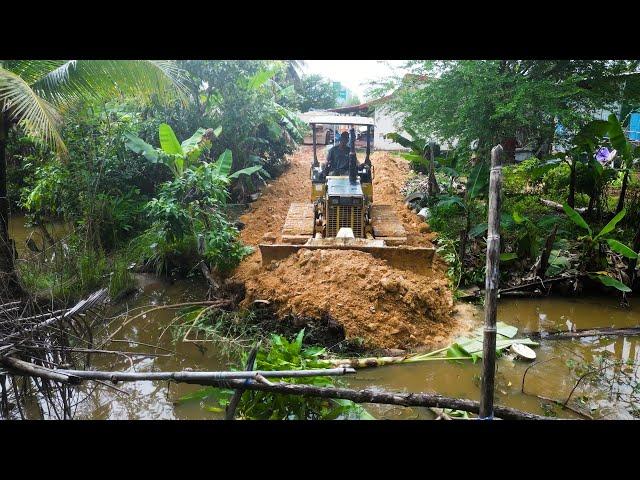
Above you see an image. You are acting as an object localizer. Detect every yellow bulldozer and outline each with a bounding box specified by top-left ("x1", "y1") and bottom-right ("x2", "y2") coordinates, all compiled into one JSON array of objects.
[{"x1": 259, "y1": 114, "x2": 435, "y2": 270}]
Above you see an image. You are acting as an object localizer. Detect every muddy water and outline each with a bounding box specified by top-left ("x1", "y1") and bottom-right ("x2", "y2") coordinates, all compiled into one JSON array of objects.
[
  {"x1": 351, "y1": 296, "x2": 640, "y2": 419},
  {"x1": 11, "y1": 213, "x2": 639, "y2": 419},
  {"x1": 71, "y1": 276, "x2": 640, "y2": 419},
  {"x1": 9, "y1": 215, "x2": 70, "y2": 257}
]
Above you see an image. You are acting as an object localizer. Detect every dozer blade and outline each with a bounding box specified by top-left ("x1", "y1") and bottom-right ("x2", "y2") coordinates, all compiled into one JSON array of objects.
[
  {"x1": 259, "y1": 238, "x2": 435, "y2": 274},
  {"x1": 281, "y1": 203, "x2": 315, "y2": 244},
  {"x1": 370, "y1": 204, "x2": 407, "y2": 246}
]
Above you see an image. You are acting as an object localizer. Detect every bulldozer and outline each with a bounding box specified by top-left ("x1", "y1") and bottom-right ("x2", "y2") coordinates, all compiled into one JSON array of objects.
[{"x1": 259, "y1": 114, "x2": 435, "y2": 271}]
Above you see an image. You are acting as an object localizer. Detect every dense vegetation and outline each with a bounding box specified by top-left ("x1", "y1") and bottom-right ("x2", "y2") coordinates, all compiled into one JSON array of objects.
[
  {"x1": 1, "y1": 60, "x2": 307, "y2": 301},
  {"x1": 390, "y1": 61, "x2": 640, "y2": 297}
]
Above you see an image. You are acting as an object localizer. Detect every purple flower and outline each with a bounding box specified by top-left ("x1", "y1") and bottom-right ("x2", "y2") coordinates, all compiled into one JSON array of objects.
[{"x1": 595, "y1": 147, "x2": 610, "y2": 164}]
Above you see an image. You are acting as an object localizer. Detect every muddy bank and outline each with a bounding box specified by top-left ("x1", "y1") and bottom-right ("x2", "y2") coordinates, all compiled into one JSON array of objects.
[{"x1": 231, "y1": 146, "x2": 465, "y2": 350}]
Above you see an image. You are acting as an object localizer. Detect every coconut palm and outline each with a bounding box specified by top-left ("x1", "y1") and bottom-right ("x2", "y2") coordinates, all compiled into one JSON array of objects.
[{"x1": 0, "y1": 60, "x2": 189, "y2": 296}]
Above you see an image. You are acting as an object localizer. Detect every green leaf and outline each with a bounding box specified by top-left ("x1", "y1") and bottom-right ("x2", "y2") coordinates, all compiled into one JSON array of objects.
[
  {"x1": 177, "y1": 387, "x2": 217, "y2": 403},
  {"x1": 214, "y1": 149, "x2": 233, "y2": 176},
  {"x1": 512, "y1": 211, "x2": 525, "y2": 224},
  {"x1": 496, "y1": 322, "x2": 518, "y2": 339},
  {"x1": 606, "y1": 239, "x2": 638, "y2": 259},
  {"x1": 466, "y1": 162, "x2": 489, "y2": 199},
  {"x1": 595, "y1": 209, "x2": 626, "y2": 240},
  {"x1": 229, "y1": 165, "x2": 264, "y2": 179},
  {"x1": 607, "y1": 114, "x2": 632, "y2": 162},
  {"x1": 248, "y1": 68, "x2": 276, "y2": 90},
  {"x1": 500, "y1": 252, "x2": 518, "y2": 262},
  {"x1": 437, "y1": 195, "x2": 465, "y2": 209},
  {"x1": 158, "y1": 123, "x2": 183, "y2": 155},
  {"x1": 384, "y1": 132, "x2": 419, "y2": 151},
  {"x1": 213, "y1": 126, "x2": 222, "y2": 137},
  {"x1": 588, "y1": 273, "x2": 632, "y2": 292},
  {"x1": 124, "y1": 133, "x2": 158, "y2": 162},
  {"x1": 562, "y1": 202, "x2": 591, "y2": 235},
  {"x1": 469, "y1": 222, "x2": 488, "y2": 238},
  {"x1": 180, "y1": 127, "x2": 207, "y2": 154}
]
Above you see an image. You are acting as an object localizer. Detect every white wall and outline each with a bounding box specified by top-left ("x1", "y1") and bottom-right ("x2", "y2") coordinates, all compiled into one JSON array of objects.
[
  {"x1": 374, "y1": 108, "x2": 410, "y2": 151},
  {"x1": 373, "y1": 105, "x2": 457, "y2": 152}
]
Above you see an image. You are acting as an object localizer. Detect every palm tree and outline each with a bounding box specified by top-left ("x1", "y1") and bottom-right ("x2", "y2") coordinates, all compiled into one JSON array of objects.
[
  {"x1": 284, "y1": 60, "x2": 305, "y2": 88},
  {"x1": 0, "y1": 60, "x2": 188, "y2": 296}
]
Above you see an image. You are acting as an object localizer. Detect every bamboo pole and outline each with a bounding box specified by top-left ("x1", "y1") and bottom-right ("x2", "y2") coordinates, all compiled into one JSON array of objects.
[
  {"x1": 53, "y1": 367, "x2": 355, "y2": 383},
  {"x1": 479, "y1": 144, "x2": 503, "y2": 420},
  {"x1": 1, "y1": 356, "x2": 81, "y2": 385}
]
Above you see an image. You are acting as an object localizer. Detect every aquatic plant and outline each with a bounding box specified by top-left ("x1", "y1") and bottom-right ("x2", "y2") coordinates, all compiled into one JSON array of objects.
[{"x1": 178, "y1": 330, "x2": 374, "y2": 420}]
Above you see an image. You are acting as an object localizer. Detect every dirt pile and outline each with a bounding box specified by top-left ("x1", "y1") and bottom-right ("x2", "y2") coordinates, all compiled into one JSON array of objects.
[
  {"x1": 231, "y1": 146, "x2": 463, "y2": 350},
  {"x1": 242, "y1": 249, "x2": 454, "y2": 349}
]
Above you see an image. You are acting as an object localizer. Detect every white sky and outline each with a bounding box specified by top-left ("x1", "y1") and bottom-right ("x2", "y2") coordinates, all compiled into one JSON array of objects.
[{"x1": 302, "y1": 60, "x2": 409, "y2": 101}]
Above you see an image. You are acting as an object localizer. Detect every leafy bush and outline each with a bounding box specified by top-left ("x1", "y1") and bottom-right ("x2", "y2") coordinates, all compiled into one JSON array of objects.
[
  {"x1": 178, "y1": 330, "x2": 373, "y2": 420},
  {"x1": 130, "y1": 153, "x2": 252, "y2": 276}
]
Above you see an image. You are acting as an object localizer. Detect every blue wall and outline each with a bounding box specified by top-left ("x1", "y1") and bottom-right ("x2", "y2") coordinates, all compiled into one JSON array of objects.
[{"x1": 630, "y1": 112, "x2": 640, "y2": 141}]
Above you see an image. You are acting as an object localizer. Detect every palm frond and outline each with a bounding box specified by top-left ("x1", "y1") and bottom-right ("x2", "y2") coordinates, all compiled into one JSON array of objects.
[
  {"x1": 285, "y1": 60, "x2": 305, "y2": 87},
  {"x1": 0, "y1": 67, "x2": 65, "y2": 153},
  {"x1": 1, "y1": 60, "x2": 68, "y2": 85},
  {"x1": 31, "y1": 60, "x2": 190, "y2": 108}
]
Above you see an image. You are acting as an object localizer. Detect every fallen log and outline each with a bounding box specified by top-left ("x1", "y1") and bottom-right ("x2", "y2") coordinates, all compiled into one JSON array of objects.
[
  {"x1": 498, "y1": 274, "x2": 583, "y2": 295},
  {"x1": 200, "y1": 379, "x2": 548, "y2": 420}
]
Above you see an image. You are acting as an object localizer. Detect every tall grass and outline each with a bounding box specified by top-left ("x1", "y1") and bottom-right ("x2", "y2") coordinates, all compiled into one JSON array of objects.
[{"x1": 17, "y1": 236, "x2": 136, "y2": 303}]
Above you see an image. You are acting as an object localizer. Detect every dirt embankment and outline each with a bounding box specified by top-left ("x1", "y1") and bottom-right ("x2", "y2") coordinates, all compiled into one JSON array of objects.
[{"x1": 231, "y1": 146, "x2": 467, "y2": 350}]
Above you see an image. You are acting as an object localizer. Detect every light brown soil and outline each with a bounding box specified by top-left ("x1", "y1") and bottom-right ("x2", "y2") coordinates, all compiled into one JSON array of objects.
[{"x1": 231, "y1": 146, "x2": 466, "y2": 350}]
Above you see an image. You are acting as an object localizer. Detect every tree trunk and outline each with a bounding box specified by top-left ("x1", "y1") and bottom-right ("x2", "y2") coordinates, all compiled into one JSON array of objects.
[
  {"x1": 0, "y1": 111, "x2": 22, "y2": 298},
  {"x1": 427, "y1": 143, "x2": 440, "y2": 197},
  {"x1": 567, "y1": 159, "x2": 576, "y2": 208},
  {"x1": 535, "y1": 223, "x2": 558, "y2": 280},
  {"x1": 616, "y1": 169, "x2": 629, "y2": 214}
]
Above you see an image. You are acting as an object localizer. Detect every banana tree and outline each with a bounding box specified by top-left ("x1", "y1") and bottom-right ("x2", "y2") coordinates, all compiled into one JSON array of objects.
[
  {"x1": 563, "y1": 202, "x2": 638, "y2": 291},
  {"x1": 385, "y1": 127, "x2": 440, "y2": 196},
  {"x1": 436, "y1": 162, "x2": 490, "y2": 263},
  {"x1": 125, "y1": 123, "x2": 267, "y2": 182},
  {"x1": 0, "y1": 60, "x2": 187, "y2": 296},
  {"x1": 607, "y1": 113, "x2": 640, "y2": 214}
]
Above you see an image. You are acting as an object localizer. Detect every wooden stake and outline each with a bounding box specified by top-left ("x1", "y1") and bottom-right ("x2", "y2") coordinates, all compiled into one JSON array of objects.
[{"x1": 479, "y1": 145, "x2": 503, "y2": 420}]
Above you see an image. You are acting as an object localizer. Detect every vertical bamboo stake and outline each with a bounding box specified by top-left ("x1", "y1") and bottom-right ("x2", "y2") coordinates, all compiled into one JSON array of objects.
[
  {"x1": 479, "y1": 145, "x2": 503, "y2": 420},
  {"x1": 312, "y1": 124, "x2": 318, "y2": 166}
]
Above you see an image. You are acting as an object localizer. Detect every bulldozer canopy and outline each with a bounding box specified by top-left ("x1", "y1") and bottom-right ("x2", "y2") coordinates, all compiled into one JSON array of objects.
[{"x1": 298, "y1": 112, "x2": 375, "y2": 127}]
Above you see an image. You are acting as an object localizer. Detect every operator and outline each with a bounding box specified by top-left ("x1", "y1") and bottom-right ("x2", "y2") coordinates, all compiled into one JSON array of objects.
[{"x1": 324, "y1": 131, "x2": 354, "y2": 176}]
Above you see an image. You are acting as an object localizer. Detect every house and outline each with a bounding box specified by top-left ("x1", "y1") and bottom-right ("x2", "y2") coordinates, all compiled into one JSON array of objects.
[{"x1": 327, "y1": 74, "x2": 456, "y2": 152}]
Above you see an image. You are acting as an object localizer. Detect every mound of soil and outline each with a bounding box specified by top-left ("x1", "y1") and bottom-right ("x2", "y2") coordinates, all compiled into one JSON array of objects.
[
  {"x1": 242, "y1": 249, "x2": 454, "y2": 349},
  {"x1": 230, "y1": 146, "x2": 466, "y2": 350}
]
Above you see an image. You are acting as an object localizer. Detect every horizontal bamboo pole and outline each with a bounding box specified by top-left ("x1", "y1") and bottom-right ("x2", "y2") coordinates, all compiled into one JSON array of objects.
[
  {"x1": 54, "y1": 367, "x2": 356, "y2": 382},
  {"x1": 1, "y1": 356, "x2": 81, "y2": 384}
]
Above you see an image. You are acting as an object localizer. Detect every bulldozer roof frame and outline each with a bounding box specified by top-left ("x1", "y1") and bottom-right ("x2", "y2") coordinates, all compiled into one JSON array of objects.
[{"x1": 298, "y1": 113, "x2": 375, "y2": 127}]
